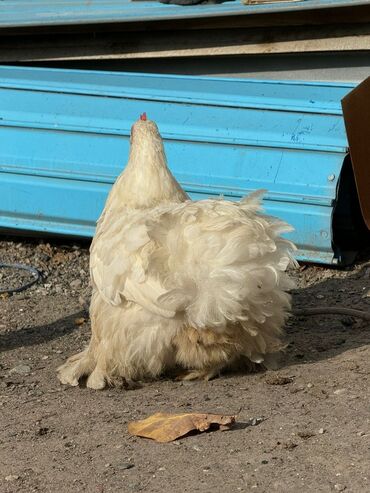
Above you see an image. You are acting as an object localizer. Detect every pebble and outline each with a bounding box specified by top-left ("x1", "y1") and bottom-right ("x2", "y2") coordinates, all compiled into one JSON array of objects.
[
  {"x1": 247, "y1": 417, "x2": 265, "y2": 427},
  {"x1": 70, "y1": 279, "x2": 82, "y2": 289},
  {"x1": 334, "y1": 484, "x2": 346, "y2": 491},
  {"x1": 9, "y1": 364, "x2": 31, "y2": 375},
  {"x1": 319, "y1": 428, "x2": 326, "y2": 434},
  {"x1": 5, "y1": 475, "x2": 19, "y2": 481},
  {"x1": 333, "y1": 389, "x2": 346, "y2": 395},
  {"x1": 316, "y1": 294, "x2": 324, "y2": 299}
]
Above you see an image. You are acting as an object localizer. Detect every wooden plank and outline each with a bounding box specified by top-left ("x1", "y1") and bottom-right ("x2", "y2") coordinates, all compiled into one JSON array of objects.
[{"x1": 1, "y1": 23, "x2": 370, "y2": 62}]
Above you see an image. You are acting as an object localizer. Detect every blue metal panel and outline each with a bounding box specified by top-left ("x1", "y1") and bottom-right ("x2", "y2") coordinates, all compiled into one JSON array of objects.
[
  {"x1": 0, "y1": 1, "x2": 367, "y2": 28},
  {"x1": 0, "y1": 66, "x2": 355, "y2": 264}
]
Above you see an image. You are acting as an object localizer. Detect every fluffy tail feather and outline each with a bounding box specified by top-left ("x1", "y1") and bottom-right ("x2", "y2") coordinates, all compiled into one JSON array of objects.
[{"x1": 157, "y1": 192, "x2": 296, "y2": 337}]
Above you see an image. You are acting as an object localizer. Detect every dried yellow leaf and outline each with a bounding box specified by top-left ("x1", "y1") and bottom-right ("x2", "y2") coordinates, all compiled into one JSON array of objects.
[
  {"x1": 74, "y1": 317, "x2": 86, "y2": 326},
  {"x1": 128, "y1": 412, "x2": 236, "y2": 443}
]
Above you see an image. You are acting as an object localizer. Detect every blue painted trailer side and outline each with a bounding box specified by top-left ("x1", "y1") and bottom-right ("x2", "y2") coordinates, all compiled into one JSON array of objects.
[
  {"x1": 0, "y1": 0, "x2": 367, "y2": 28},
  {"x1": 0, "y1": 66, "x2": 355, "y2": 264}
]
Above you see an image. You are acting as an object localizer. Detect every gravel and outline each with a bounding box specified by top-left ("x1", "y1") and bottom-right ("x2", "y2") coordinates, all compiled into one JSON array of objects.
[{"x1": 0, "y1": 235, "x2": 369, "y2": 493}]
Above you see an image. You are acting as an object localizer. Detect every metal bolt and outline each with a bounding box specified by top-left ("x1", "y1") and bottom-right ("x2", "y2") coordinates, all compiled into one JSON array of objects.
[{"x1": 328, "y1": 174, "x2": 335, "y2": 181}]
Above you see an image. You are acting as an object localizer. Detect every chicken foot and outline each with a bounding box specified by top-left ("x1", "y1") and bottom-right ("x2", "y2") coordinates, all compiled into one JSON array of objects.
[
  {"x1": 57, "y1": 349, "x2": 94, "y2": 387},
  {"x1": 176, "y1": 366, "x2": 223, "y2": 381}
]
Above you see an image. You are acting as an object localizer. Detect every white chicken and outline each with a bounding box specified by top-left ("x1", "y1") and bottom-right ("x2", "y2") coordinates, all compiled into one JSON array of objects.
[{"x1": 57, "y1": 113, "x2": 296, "y2": 389}]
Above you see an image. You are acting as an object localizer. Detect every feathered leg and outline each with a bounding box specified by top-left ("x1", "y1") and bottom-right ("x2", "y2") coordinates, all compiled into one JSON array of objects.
[{"x1": 57, "y1": 348, "x2": 95, "y2": 386}]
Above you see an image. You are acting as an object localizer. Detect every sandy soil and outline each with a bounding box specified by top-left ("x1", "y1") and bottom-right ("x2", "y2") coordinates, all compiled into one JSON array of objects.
[{"x1": 0, "y1": 237, "x2": 369, "y2": 493}]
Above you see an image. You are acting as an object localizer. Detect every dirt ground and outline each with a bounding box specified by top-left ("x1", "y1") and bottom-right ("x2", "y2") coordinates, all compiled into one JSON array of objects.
[{"x1": 0, "y1": 237, "x2": 369, "y2": 493}]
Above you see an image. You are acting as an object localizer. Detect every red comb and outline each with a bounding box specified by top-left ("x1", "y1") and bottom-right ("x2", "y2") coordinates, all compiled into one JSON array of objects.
[{"x1": 140, "y1": 112, "x2": 147, "y2": 121}]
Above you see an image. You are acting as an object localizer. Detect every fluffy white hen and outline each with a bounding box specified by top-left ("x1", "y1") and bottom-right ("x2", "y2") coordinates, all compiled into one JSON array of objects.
[{"x1": 58, "y1": 114, "x2": 296, "y2": 389}]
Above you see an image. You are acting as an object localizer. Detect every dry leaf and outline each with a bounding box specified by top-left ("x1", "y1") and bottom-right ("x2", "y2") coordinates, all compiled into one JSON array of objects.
[
  {"x1": 74, "y1": 317, "x2": 86, "y2": 326},
  {"x1": 128, "y1": 412, "x2": 236, "y2": 443}
]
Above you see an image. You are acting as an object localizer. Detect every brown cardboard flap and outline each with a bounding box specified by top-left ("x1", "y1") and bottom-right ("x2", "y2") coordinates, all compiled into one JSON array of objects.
[{"x1": 342, "y1": 78, "x2": 370, "y2": 230}]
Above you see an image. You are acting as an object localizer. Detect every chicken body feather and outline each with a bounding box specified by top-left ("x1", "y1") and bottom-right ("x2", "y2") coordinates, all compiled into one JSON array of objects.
[{"x1": 58, "y1": 117, "x2": 296, "y2": 389}]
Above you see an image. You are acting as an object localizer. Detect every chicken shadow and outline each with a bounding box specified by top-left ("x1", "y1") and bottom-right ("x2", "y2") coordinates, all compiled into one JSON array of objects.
[
  {"x1": 1, "y1": 264, "x2": 369, "y2": 368},
  {"x1": 280, "y1": 263, "x2": 370, "y2": 369},
  {"x1": 0, "y1": 309, "x2": 87, "y2": 352}
]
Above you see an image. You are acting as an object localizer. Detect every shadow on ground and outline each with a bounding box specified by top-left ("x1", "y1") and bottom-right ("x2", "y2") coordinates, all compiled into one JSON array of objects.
[{"x1": 0, "y1": 310, "x2": 87, "y2": 352}]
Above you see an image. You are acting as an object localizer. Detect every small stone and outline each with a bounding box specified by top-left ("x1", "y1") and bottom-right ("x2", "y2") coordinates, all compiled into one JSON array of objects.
[
  {"x1": 334, "y1": 484, "x2": 346, "y2": 491},
  {"x1": 5, "y1": 475, "x2": 19, "y2": 481},
  {"x1": 74, "y1": 317, "x2": 86, "y2": 326},
  {"x1": 261, "y1": 460, "x2": 269, "y2": 464},
  {"x1": 193, "y1": 445, "x2": 202, "y2": 452},
  {"x1": 333, "y1": 389, "x2": 346, "y2": 395},
  {"x1": 319, "y1": 428, "x2": 325, "y2": 434},
  {"x1": 357, "y1": 431, "x2": 366, "y2": 437},
  {"x1": 316, "y1": 294, "x2": 324, "y2": 299},
  {"x1": 116, "y1": 463, "x2": 134, "y2": 471},
  {"x1": 9, "y1": 364, "x2": 31, "y2": 375},
  {"x1": 70, "y1": 279, "x2": 82, "y2": 289},
  {"x1": 42, "y1": 355, "x2": 49, "y2": 360},
  {"x1": 307, "y1": 383, "x2": 313, "y2": 388},
  {"x1": 247, "y1": 417, "x2": 265, "y2": 427}
]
